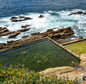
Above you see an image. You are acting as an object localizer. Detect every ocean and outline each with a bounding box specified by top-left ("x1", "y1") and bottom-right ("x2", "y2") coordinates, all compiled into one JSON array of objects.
[{"x1": 0, "y1": 0, "x2": 86, "y2": 43}]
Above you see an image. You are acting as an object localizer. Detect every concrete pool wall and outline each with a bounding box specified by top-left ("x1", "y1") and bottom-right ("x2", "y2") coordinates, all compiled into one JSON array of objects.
[
  {"x1": 47, "y1": 37, "x2": 80, "y2": 60},
  {"x1": 62, "y1": 38, "x2": 86, "y2": 46}
]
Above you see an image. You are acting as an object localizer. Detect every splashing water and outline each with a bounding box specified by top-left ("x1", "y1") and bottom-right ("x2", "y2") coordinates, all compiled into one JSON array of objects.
[{"x1": 0, "y1": 9, "x2": 86, "y2": 43}]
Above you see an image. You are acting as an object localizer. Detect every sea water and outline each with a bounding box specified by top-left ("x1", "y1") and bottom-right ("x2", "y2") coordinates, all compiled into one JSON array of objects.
[{"x1": 0, "y1": 0, "x2": 86, "y2": 43}]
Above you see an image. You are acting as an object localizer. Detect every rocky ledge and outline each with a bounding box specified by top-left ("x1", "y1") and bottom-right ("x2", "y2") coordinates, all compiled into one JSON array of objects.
[
  {"x1": 0, "y1": 26, "x2": 74, "y2": 50},
  {"x1": 0, "y1": 27, "x2": 14, "y2": 36},
  {"x1": 8, "y1": 28, "x2": 31, "y2": 38},
  {"x1": 0, "y1": 26, "x2": 30, "y2": 38},
  {"x1": 21, "y1": 25, "x2": 30, "y2": 28},
  {"x1": 0, "y1": 36, "x2": 42, "y2": 49},
  {"x1": 31, "y1": 26, "x2": 74, "y2": 39}
]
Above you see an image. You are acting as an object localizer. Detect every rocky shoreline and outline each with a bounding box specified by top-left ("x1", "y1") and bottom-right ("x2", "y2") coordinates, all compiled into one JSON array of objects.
[
  {"x1": 0, "y1": 12, "x2": 86, "y2": 82},
  {"x1": 0, "y1": 26, "x2": 74, "y2": 50},
  {"x1": 31, "y1": 26, "x2": 74, "y2": 39},
  {"x1": 0, "y1": 27, "x2": 31, "y2": 38}
]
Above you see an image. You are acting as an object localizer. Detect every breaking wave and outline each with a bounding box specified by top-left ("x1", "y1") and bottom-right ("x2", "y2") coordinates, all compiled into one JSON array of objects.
[{"x1": 0, "y1": 9, "x2": 86, "y2": 43}]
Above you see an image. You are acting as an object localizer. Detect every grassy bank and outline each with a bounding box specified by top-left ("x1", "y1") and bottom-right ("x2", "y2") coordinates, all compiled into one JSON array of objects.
[{"x1": 0, "y1": 65, "x2": 79, "y2": 84}]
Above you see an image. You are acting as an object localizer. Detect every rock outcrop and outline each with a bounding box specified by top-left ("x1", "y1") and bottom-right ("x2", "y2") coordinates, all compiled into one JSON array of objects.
[
  {"x1": 0, "y1": 35, "x2": 42, "y2": 49},
  {"x1": 0, "y1": 27, "x2": 14, "y2": 36},
  {"x1": 0, "y1": 26, "x2": 74, "y2": 50},
  {"x1": 68, "y1": 11, "x2": 86, "y2": 15},
  {"x1": 21, "y1": 25, "x2": 30, "y2": 28},
  {"x1": 10, "y1": 16, "x2": 32, "y2": 22},
  {"x1": 31, "y1": 26, "x2": 74, "y2": 39},
  {"x1": 40, "y1": 66, "x2": 74, "y2": 75},
  {"x1": 8, "y1": 32, "x2": 20, "y2": 38},
  {"x1": 22, "y1": 35, "x2": 29, "y2": 38},
  {"x1": 17, "y1": 28, "x2": 30, "y2": 32},
  {"x1": 38, "y1": 15, "x2": 44, "y2": 18},
  {"x1": 8, "y1": 28, "x2": 30, "y2": 38}
]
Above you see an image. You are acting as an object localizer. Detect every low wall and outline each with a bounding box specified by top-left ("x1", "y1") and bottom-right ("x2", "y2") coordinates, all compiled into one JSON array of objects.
[
  {"x1": 62, "y1": 38, "x2": 86, "y2": 46},
  {"x1": 47, "y1": 37, "x2": 80, "y2": 60}
]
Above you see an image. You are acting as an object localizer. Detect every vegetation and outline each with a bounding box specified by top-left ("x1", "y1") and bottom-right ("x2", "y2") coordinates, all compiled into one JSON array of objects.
[
  {"x1": 0, "y1": 65, "x2": 79, "y2": 84},
  {"x1": 0, "y1": 39, "x2": 80, "y2": 71},
  {"x1": 65, "y1": 40, "x2": 86, "y2": 55}
]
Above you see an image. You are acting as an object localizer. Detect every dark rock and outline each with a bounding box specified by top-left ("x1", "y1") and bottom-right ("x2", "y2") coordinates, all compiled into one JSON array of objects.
[
  {"x1": 8, "y1": 32, "x2": 20, "y2": 38},
  {"x1": 46, "y1": 29, "x2": 53, "y2": 32},
  {"x1": 31, "y1": 26, "x2": 74, "y2": 39},
  {"x1": 24, "y1": 17, "x2": 32, "y2": 20},
  {"x1": 0, "y1": 27, "x2": 15, "y2": 36},
  {"x1": 7, "y1": 41, "x2": 15, "y2": 44},
  {"x1": 21, "y1": 25, "x2": 30, "y2": 28},
  {"x1": 0, "y1": 28, "x2": 9, "y2": 34},
  {"x1": 68, "y1": 11, "x2": 86, "y2": 15},
  {"x1": 17, "y1": 28, "x2": 31, "y2": 32},
  {"x1": 10, "y1": 16, "x2": 32, "y2": 22},
  {"x1": 8, "y1": 28, "x2": 30, "y2": 38},
  {"x1": 22, "y1": 35, "x2": 29, "y2": 38},
  {"x1": 39, "y1": 15, "x2": 44, "y2": 18}
]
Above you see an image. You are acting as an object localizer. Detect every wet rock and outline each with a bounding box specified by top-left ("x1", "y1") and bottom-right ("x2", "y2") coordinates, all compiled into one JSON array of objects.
[
  {"x1": 0, "y1": 31, "x2": 14, "y2": 36},
  {"x1": 21, "y1": 25, "x2": 30, "y2": 28},
  {"x1": 10, "y1": 16, "x2": 32, "y2": 22},
  {"x1": 68, "y1": 11, "x2": 86, "y2": 15},
  {"x1": 17, "y1": 28, "x2": 31, "y2": 32},
  {"x1": 0, "y1": 28, "x2": 9, "y2": 34},
  {"x1": 10, "y1": 16, "x2": 17, "y2": 20},
  {"x1": 8, "y1": 32, "x2": 20, "y2": 38},
  {"x1": 46, "y1": 29, "x2": 53, "y2": 32},
  {"x1": 8, "y1": 28, "x2": 30, "y2": 38},
  {"x1": 23, "y1": 17, "x2": 32, "y2": 20},
  {"x1": 0, "y1": 27, "x2": 14, "y2": 36},
  {"x1": 56, "y1": 28, "x2": 64, "y2": 33},
  {"x1": 0, "y1": 26, "x2": 74, "y2": 50},
  {"x1": 39, "y1": 15, "x2": 44, "y2": 18},
  {"x1": 22, "y1": 35, "x2": 29, "y2": 38},
  {"x1": 31, "y1": 26, "x2": 74, "y2": 39},
  {"x1": 7, "y1": 41, "x2": 15, "y2": 45},
  {"x1": 10, "y1": 16, "x2": 19, "y2": 22}
]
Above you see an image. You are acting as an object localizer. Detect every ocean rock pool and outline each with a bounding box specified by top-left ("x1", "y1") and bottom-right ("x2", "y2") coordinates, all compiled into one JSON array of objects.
[{"x1": 0, "y1": 39, "x2": 80, "y2": 71}]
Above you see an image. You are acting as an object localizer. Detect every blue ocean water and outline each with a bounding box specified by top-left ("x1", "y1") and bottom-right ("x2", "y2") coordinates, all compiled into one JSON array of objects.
[
  {"x1": 0, "y1": 0, "x2": 86, "y2": 43},
  {"x1": 0, "y1": 0, "x2": 86, "y2": 17}
]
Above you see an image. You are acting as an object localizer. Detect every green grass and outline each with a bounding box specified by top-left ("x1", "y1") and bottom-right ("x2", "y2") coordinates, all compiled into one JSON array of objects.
[
  {"x1": 65, "y1": 40, "x2": 86, "y2": 55},
  {"x1": 0, "y1": 39, "x2": 80, "y2": 71}
]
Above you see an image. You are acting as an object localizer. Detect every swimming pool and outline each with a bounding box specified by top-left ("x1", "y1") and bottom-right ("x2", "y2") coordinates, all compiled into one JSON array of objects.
[{"x1": 0, "y1": 39, "x2": 80, "y2": 71}]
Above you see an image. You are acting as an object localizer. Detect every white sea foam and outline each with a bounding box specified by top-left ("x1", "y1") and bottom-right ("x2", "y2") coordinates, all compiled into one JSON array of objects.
[{"x1": 0, "y1": 9, "x2": 86, "y2": 43}]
